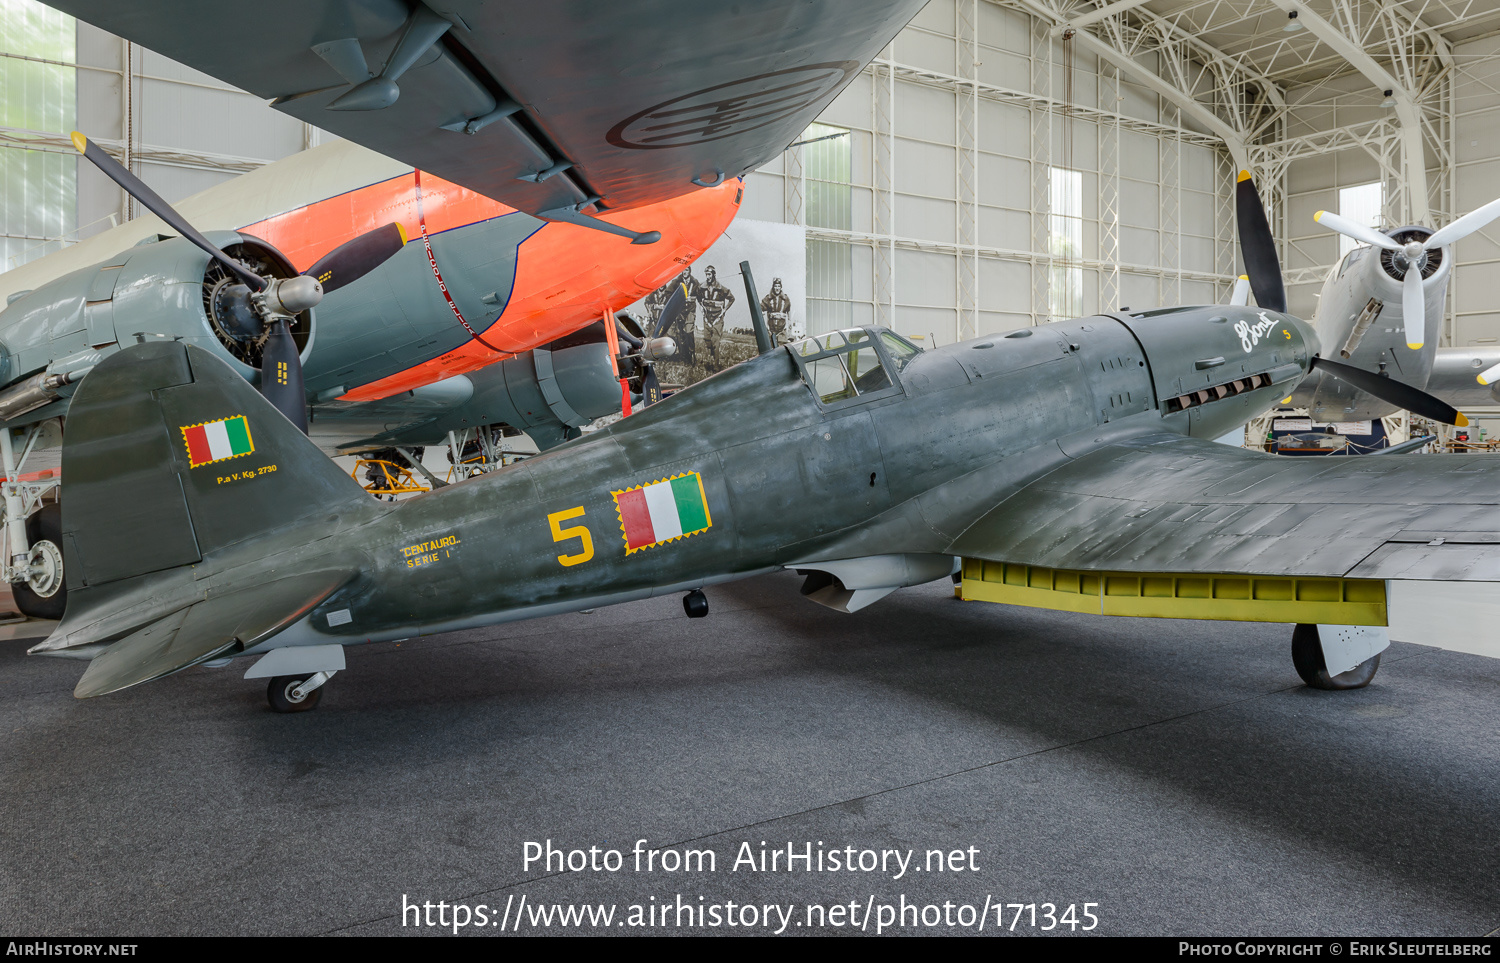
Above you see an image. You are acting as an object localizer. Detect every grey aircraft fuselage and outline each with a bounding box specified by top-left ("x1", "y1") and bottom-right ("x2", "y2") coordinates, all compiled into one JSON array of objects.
[
  {"x1": 0, "y1": 220, "x2": 620, "y2": 451},
  {"x1": 0, "y1": 139, "x2": 735, "y2": 452},
  {"x1": 1291, "y1": 231, "x2": 1449, "y2": 422},
  {"x1": 41, "y1": 304, "x2": 1315, "y2": 679},
  {"x1": 1290, "y1": 228, "x2": 1500, "y2": 422}
]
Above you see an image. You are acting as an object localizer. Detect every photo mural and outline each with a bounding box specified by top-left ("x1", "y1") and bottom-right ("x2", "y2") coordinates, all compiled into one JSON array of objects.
[{"x1": 628, "y1": 219, "x2": 806, "y2": 390}]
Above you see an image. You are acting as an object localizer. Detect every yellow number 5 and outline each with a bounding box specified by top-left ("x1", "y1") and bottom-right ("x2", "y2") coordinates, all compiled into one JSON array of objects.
[{"x1": 548, "y1": 507, "x2": 594, "y2": 567}]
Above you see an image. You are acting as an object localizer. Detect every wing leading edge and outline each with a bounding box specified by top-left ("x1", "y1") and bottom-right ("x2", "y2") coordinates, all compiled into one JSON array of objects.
[{"x1": 948, "y1": 434, "x2": 1500, "y2": 582}]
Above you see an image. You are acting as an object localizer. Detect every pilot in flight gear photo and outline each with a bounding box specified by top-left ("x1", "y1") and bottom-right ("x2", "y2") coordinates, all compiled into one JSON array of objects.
[
  {"x1": 760, "y1": 277, "x2": 792, "y2": 344},
  {"x1": 696, "y1": 265, "x2": 736, "y2": 367}
]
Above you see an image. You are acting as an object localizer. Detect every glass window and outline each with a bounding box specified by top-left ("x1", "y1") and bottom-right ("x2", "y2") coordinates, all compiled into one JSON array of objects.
[
  {"x1": 1048, "y1": 167, "x2": 1083, "y2": 320},
  {"x1": 1337, "y1": 182, "x2": 1384, "y2": 258},
  {"x1": 880, "y1": 333, "x2": 920, "y2": 372},
  {"x1": 802, "y1": 122, "x2": 853, "y2": 338},
  {"x1": 1, "y1": 0, "x2": 78, "y2": 272},
  {"x1": 807, "y1": 355, "x2": 855, "y2": 404},
  {"x1": 847, "y1": 345, "x2": 890, "y2": 394},
  {"x1": 803, "y1": 123, "x2": 850, "y2": 231}
]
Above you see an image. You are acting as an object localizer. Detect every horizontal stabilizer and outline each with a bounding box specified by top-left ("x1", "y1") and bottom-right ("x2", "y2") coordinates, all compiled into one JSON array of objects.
[{"x1": 73, "y1": 571, "x2": 351, "y2": 699}]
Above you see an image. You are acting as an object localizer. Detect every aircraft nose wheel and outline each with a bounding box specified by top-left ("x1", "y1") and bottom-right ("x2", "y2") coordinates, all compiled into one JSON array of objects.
[
  {"x1": 267, "y1": 674, "x2": 325, "y2": 712},
  {"x1": 1291, "y1": 623, "x2": 1380, "y2": 690}
]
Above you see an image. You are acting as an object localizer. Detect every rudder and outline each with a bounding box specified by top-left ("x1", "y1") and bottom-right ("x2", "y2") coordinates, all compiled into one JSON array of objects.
[{"x1": 62, "y1": 341, "x2": 377, "y2": 590}]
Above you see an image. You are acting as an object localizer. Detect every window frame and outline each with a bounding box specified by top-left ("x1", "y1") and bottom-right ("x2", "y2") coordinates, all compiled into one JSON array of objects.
[{"x1": 786, "y1": 326, "x2": 908, "y2": 411}]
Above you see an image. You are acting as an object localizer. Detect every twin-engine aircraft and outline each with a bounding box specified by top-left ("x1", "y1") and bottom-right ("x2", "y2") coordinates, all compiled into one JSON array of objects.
[
  {"x1": 0, "y1": 138, "x2": 738, "y2": 441},
  {"x1": 31, "y1": 287, "x2": 1494, "y2": 711},
  {"x1": 0, "y1": 135, "x2": 732, "y2": 619},
  {"x1": 0, "y1": 0, "x2": 928, "y2": 616}
]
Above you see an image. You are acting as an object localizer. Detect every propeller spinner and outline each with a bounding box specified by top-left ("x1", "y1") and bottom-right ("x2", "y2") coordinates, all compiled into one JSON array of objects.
[{"x1": 638, "y1": 284, "x2": 687, "y2": 407}]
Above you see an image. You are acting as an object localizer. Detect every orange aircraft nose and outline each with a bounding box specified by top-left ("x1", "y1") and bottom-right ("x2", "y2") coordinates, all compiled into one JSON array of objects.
[
  {"x1": 498, "y1": 177, "x2": 745, "y2": 347},
  {"x1": 340, "y1": 177, "x2": 744, "y2": 402}
]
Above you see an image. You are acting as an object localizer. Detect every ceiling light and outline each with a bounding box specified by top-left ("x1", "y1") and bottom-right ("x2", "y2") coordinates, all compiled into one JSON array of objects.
[
  {"x1": 1381, "y1": 89, "x2": 1396, "y2": 107},
  {"x1": 1283, "y1": 10, "x2": 1303, "y2": 32}
]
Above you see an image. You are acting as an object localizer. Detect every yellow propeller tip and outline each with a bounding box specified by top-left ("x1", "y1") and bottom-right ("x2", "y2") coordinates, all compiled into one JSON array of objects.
[
  {"x1": 1237, "y1": 170, "x2": 1252, "y2": 182},
  {"x1": 1314, "y1": 210, "x2": 1326, "y2": 222},
  {"x1": 1281, "y1": 397, "x2": 1292, "y2": 404},
  {"x1": 69, "y1": 131, "x2": 87, "y2": 153},
  {"x1": 1407, "y1": 343, "x2": 1423, "y2": 350},
  {"x1": 1239, "y1": 275, "x2": 1249, "y2": 281},
  {"x1": 1478, "y1": 375, "x2": 1490, "y2": 386},
  {"x1": 1457, "y1": 414, "x2": 1471, "y2": 427},
  {"x1": 395, "y1": 222, "x2": 408, "y2": 245}
]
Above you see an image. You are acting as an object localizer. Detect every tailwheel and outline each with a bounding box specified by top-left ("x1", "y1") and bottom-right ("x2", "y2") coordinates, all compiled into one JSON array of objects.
[
  {"x1": 12, "y1": 503, "x2": 66, "y2": 620},
  {"x1": 267, "y1": 673, "x2": 325, "y2": 713},
  {"x1": 1291, "y1": 623, "x2": 1380, "y2": 690}
]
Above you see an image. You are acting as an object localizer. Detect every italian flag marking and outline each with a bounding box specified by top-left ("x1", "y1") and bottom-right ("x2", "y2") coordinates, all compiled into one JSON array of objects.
[
  {"x1": 613, "y1": 472, "x2": 712, "y2": 553},
  {"x1": 182, "y1": 415, "x2": 254, "y2": 468}
]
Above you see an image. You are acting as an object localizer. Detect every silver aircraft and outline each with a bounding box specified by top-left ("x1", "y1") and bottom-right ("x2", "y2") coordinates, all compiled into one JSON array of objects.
[{"x1": 1270, "y1": 186, "x2": 1500, "y2": 421}]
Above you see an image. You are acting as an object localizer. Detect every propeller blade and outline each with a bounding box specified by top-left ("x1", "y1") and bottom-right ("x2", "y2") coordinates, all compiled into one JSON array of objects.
[
  {"x1": 1313, "y1": 209, "x2": 1401, "y2": 252},
  {"x1": 71, "y1": 132, "x2": 265, "y2": 292},
  {"x1": 652, "y1": 283, "x2": 688, "y2": 339},
  {"x1": 304, "y1": 222, "x2": 407, "y2": 294},
  {"x1": 1228, "y1": 276, "x2": 1251, "y2": 306},
  {"x1": 1312, "y1": 357, "x2": 1466, "y2": 426},
  {"x1": 1402, "y1": 260, "x2": 1425, "y2": 349},
  {"x1": 260, "y1": 319, "x2": 308, "y2": 433},
  {"x1": 1425, "y1": 196, "x2": 1500, "y2": 249},
  {"x1": 1235, "y1": 171, "x2": 1287, "y2": 313},
  {"x1": 641, "y1": 365, "x2": 662, "y2": 407},
  {"x1": 1476, "y1": 360, "x2": 1500, "y2": 387}
]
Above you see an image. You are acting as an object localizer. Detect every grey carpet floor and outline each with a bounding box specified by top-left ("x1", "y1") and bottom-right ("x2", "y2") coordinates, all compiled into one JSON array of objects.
[{"x1": 3, "y1": 571, "x2": 1497, "y2": 936}]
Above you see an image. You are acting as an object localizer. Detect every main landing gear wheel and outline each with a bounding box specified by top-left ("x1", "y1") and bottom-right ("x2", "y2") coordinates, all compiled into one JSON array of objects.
[
  {"x1": 1291, "y1": 623, "x2": 1380, "y2": 690},
  {"x1": 267, "y1": 674, "x2": 324, "y2": 713},
  {"x1": 12, "y1": 503, "x2": 66, "y2": 621}
]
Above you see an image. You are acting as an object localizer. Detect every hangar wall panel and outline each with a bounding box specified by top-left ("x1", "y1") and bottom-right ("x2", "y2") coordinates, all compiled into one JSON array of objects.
[
  {"x1": 745, "y1": 0, "x2": 1233, "y2": 347},
  {"x1": 1, "y1": 0, "x2": 318, "y2": 273}
]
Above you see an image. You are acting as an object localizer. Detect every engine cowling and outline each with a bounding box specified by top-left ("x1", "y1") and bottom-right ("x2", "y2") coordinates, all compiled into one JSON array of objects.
[{"x1": 0, "y1": 231, "x2": 313, "y2": 426}]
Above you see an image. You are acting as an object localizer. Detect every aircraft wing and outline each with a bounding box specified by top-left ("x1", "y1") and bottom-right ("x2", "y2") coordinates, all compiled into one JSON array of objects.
[
  {"x1": 948, "y1": 433, "x2": 1500, "y2": 581},
  {"x1": 46, "y1": 0, "x2": 922, "y2": 219}
]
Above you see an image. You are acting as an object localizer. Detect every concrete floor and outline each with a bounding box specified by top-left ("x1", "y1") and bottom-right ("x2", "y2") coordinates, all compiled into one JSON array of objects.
[{"x1": 3, "y1": 571, "x2": 1499, "y2": 936}]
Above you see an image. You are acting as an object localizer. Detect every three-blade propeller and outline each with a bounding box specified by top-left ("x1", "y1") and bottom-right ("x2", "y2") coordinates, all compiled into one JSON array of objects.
[
  {"x1": 72, "y1": 132, "x2": 406, "y2": 431},
  {"x1": 1313, "y1": 197, "x2": 1500, "y2": 350},
  {"x1": 1236, "y1": 169, "x2": 1467, "y2": 427}
]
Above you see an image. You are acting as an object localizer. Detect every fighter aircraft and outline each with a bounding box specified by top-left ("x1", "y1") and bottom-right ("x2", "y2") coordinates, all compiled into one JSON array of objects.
[
  {"x1": 0, "y1": 0, "x2": 927, "y2": 615},
  {"x1": 30, "y1": 224, "x2": 1491, "y2": 710}
]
